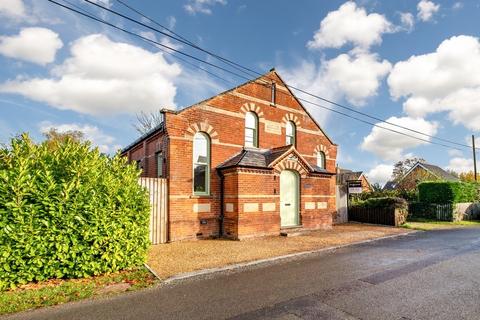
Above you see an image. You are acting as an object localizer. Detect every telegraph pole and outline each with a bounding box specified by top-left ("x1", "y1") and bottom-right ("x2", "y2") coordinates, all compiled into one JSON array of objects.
[{"x1": 473, "y1": 135, "x2": 477, "y2": 181}]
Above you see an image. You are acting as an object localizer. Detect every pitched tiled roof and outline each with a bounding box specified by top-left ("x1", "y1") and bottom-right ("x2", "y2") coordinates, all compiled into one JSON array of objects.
[
  {"x1": 217, "y1": 146, "x2": 290, "y2": 170},
  {"x1": 336, "y1": 168, "x2": 363, "y2": 185},
  {"x1": 383, "y1": 180, "x2": 396, "y2": 190},
  {"x1": 217, "y1": 149, "x2": 268, "y2": 169},
  {"x1": 217, "y1": 146, "x2": 329, "y2": 174},
  {"x1": 420, "y1": 163, "x2": 459, "y2": 181}
]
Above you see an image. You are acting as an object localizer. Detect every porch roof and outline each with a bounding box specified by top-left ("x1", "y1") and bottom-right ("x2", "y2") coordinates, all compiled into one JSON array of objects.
[{"x1": 217, "y1": 145, "x2": 330, "y2": 174}]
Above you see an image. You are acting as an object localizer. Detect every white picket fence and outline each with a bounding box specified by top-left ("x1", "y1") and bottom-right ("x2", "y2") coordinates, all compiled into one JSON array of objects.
[{"x1": 139, "y1": 178, "x2": 168, "y2": 244}]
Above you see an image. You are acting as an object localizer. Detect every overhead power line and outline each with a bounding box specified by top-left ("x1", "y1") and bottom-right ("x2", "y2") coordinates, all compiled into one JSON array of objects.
[
  {"x1": 48, "y1": 0, "x2": 470, "y2": 152},
  {"x1": 61, "y1": 0, "x2": 236, "y2": 87},
  {"x1": 85, "y1": 0, "x2": 474, "y2": 150}
]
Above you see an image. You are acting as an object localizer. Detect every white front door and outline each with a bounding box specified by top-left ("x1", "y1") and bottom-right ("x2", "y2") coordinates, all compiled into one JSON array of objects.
[{"x1": 280, "y1": 170, "x2": 300, "y2": 227}]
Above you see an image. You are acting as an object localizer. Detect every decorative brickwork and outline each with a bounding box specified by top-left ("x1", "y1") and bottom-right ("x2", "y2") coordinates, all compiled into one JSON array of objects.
[{"x1": 122, "y1": 70, "x2": 337, "y2": 241}]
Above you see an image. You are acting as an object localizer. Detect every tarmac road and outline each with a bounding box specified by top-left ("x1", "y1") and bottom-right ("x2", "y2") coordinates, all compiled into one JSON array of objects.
[{"x1": 5, "y1": 227, "x2": 480, "y2": 320}]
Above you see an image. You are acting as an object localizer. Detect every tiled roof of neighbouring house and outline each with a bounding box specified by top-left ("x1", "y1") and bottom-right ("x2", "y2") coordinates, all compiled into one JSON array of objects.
[
  {"x1": 383, "y1": 180, "x2": 396, "y2": 190},
  {"x1": 420, "y1": 162, "x2": 459, "y2": 181},
  {"x1": 336, "y1": 168, "x2": 363, "y2": 185}
]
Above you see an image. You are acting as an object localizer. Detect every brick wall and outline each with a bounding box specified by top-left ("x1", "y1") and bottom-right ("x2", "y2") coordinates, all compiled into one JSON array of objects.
[{"x1": 122, "y1": 71, "x2": 338, "y2": 241}]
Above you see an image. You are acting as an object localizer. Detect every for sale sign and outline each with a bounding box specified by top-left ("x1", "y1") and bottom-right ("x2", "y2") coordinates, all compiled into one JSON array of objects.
[{"x1": 347, "y1": 180, "x2": 363, "y2": 194}]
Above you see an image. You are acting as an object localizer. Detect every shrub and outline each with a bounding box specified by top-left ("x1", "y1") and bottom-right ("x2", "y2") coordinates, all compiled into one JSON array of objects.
[
  {"x1": 354, "y1": 197, "x2": 408, "y2": 210},
  {"x1": 418, "y1": 181, "x2": 478, "y2": 204},
  {"x1": 352, "y1": 189, "x2": 417, "y2": 203},
  {"x1": 349, "y1": 197, "x2": 408, "y2": 226},
  {"x1": 0, "y1": 134, "x2": 150, "y2": 290}
]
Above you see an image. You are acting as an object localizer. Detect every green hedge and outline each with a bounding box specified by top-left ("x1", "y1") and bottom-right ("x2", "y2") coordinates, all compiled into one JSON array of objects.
[
  {"x1": 418, "y1": 181, "x2": 478, "y2": 204},
  {"x1": 0, "y1": 134, "x2": 150, "y2": 290},
  {"x1": 353, "y1": 197, "x2": 408, "y2": 209}
]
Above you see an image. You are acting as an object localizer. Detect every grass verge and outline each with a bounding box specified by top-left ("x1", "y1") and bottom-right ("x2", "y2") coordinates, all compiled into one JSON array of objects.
[
  {"x1": 0, "y1": 267, "x2": 158, "y2": 316},
  {"x1": 401, "y1": 218, "x2": 480, "y2": 231}
]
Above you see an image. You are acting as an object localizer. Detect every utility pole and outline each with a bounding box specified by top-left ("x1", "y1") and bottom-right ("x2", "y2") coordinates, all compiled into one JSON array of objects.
[{"x1": 473, "y1": 135, "x2": 477, "y2": 181}]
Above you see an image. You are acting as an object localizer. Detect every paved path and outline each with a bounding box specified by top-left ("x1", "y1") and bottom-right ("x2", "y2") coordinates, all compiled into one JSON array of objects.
[{"x1": 5, "y1": 228, "x2": 480, "y2": 320}]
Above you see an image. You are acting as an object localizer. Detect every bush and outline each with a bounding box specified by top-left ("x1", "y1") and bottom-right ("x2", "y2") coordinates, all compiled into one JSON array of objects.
[
  {"x1": 418, "y1": 181, "x2": 478, "y2": 204},
  {"x1": 0, "y1": 134, "x2": 150, "y2": 290},
  {"x1": 354, "y1": 197, "x2": 408, "y2": 210},
  {"x1": 349, "y1": 197, "x2": 408, "y2": 226},
  {"x1": 352, "y1": 189, "x2": 417, "y2": 203}
]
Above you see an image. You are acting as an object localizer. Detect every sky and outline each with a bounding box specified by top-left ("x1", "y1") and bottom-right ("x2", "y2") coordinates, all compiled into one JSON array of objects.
[{"x1": 1, "y1": 0, "x2": 479, "y2": 186}]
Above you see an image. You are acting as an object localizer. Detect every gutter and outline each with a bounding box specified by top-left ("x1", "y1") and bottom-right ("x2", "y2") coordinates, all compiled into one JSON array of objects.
[{"x1": 217, "y1": 170, "x2": 225, "y2": 238}]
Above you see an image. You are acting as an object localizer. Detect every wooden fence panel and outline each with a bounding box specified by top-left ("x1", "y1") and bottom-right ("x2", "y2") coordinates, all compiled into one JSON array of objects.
[
  {"x1": 348, "y1": 206, "x2": 396, "y2": 226},
  {"x1": 139, "y1": 178, "x2": 168, "y2": 244}
]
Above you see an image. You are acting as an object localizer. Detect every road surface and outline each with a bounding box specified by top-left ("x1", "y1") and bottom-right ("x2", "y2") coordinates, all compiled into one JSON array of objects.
[{"x1": 5, "y1": 227, "x2": 480, "y2": 320}]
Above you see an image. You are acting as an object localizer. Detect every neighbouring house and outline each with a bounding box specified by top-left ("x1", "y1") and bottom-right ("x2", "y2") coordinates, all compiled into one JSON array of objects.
[
  {"x1": 383, "y1": 161, "x2": 459, "y2": 191},
  {"x1": 334, "y1": 168, "x2": 372, "y2": 224},
  {"x1": 336, "y1": 168, "x2": 373, "y2": 193},
  {"x1": 122, "y1": 69, "x2": 338, "y2": 241}
]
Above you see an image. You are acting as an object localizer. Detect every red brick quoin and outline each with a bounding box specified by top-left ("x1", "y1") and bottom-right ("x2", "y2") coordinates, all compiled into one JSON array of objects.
[{"x1": 122, "y1": 70, "x2": 338, "y2": 241}]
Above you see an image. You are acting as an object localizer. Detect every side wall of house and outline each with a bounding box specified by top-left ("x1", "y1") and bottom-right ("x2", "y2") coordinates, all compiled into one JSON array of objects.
[{"x1": 360, "y1": 176, "x2": 372, "y2": 192}]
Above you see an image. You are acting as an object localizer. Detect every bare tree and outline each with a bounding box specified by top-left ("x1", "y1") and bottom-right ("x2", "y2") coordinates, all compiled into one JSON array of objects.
[{"x1": 133, "y1": 110, "x2": 164, "y2": 135}]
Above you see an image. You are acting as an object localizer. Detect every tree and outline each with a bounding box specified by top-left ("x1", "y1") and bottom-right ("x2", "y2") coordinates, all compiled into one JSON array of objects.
[
  {"x1": 44, "y1": 128, "x2": 83, "y2": 142},
  {"x1": 459, "y1": 171, "x2": 480, "y2": 182},
  {"x1": 371, "y1": 183, "x2": 383, "y2": 192},
  {"x1": 43, "y1": 128, "x2": 84, "y2": 150},
  {"x1": 133, "y1": 110, "x2": 164, "y2": 135},
  {"x1": 446, "y1": 169, "x2": 459, "y2": 178},
  {"x1": 392, "y1": 157, "x2": 426, "y2": 182}
]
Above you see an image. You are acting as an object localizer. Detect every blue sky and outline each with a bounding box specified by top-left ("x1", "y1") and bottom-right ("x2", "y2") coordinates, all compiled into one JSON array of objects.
[{"x1": 1, "y1": 0, "x2": 479, "y2": 185}]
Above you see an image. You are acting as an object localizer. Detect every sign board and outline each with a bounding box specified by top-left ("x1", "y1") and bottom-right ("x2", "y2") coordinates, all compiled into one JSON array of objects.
[
  {"x1": 347, "y1": 180, "x2": 363, "y2": 194},
  {"x1": 264, "y1": 120, "x2": 282, "y2": 135}
]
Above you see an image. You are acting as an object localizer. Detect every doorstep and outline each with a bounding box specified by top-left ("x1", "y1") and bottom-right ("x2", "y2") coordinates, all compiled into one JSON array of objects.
[{"x1": 280, "y1": 225, "x2": 306, "y2": 237}]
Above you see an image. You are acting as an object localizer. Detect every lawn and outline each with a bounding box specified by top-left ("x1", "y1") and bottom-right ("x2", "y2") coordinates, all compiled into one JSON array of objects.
[
  {"x1": 147, "y1": 223, "x2": 412, "y2": 280},
  {"x1": 0, "y1": 267, "x2": 158, "y2": 316},
  {"x1": 401, "y1": 218, "x2": 480, "y2": 231}
]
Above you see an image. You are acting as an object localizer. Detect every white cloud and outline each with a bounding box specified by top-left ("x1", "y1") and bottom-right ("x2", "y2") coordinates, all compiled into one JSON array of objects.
[
  {"x1": 445, "y1": 157, "x2": 475, "y2": 174},
  {"x1": 0, "y1": 0, "x2": 25, "y2": 19},
  {"x1": 166, "y1": 16, "x2": 176, "y2": 29},
  {"x1": 281, "y1": 50, "x2": 391, "y2": 117},
  {"x1": 88, "y1": 0, "x2": 112, "y2": 8},
  {"x1": 307, "y1": 1, "x2": 393, "y2": 50},
  {"x1": 388, "y1": 35, "x2": 480, "y2": 131},
  {"x1": 0, "y1": 34, "x2": 181, "y2": 116},
  {"x1": 366, "y1": 164, "x2": 394, "y2": 185},
  {"x1": 417, "y1": 0, "x2": 440, "y2": 22},
  {"x1": 361, "y1": 116, "x2": 438, "y2": 160},
  {"x1": 448, "y1": 149, "x2": 464, "y2": 157},
  {"x1": 399, "y1": 12, "x2": 415, "y2": 32},
  {"x1": 39, "y1": 121, "x2": 121, "y2": 153},
  {"x1": 184, "y1": 0, "x2": 226, "y2": 15},
  {"x1": 0, "y1": 27, "x2": 63, "y2": 65},
  {"x1": 452, "y1": 2, "x2": 463, "y2": 10}
]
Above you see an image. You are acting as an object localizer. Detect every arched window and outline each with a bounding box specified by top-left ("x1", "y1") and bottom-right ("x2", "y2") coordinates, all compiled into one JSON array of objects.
[
  {"x1": 245, "y1": 111, "x2": 258, "y2": 147},
  {"x1": 193, "y1": 132, "x2": 210, "y2": 194},
  {"x1": 317, "y1": 151, "x2": 326, "y2": 169},
  {"x1": 286, "y1": 121, "x2": 296, "y2": 146}
]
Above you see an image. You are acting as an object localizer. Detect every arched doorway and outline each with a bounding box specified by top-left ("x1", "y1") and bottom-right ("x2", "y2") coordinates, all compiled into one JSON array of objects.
[{"x1": 280, "y1": 170, "x2": 300, "y2": 227}]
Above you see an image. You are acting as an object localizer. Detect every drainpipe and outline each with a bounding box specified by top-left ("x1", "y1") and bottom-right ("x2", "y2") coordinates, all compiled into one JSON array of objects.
[{"x1": 217, "y1": 170, "x2": 225, "y2": 238}]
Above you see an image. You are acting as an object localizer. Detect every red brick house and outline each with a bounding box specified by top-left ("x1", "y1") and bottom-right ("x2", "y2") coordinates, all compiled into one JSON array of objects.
[{"x1": 122, "y1": 70, "x2": 338, "y2": 241}]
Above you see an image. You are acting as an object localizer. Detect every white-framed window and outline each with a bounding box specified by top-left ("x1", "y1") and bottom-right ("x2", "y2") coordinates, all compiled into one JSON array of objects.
[
  {"x1": 317, "y1": 151, "x2": 326, "y2": 169},
  {"x1": 245, "y1": 111, "x2": 258, "y2": 147},
  {"x1": 193, "y1": 132, "x2": 210, "y2": 195},
  {"x1": 286, "y1": 121, "x2": 296, "y2": 146}
]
